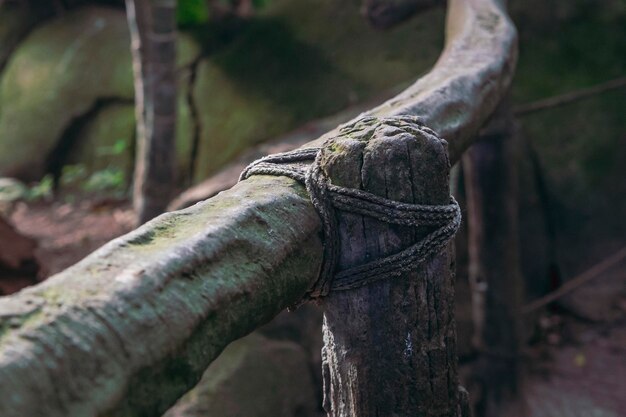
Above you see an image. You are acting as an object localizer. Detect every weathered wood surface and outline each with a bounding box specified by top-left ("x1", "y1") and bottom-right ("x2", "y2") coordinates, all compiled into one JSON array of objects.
[
  {"x1": 0, "y1": 177, "x2": 322, "y2": 417},
  {"x1": 0, "y1": 0, "x2": 517, "y2": 415},
  {"x1": 321, "y1": 122, "x2": 464, "y2": 416},
  {"x1": 463, "y1": 105, "x2": 524, "y2": 417}
]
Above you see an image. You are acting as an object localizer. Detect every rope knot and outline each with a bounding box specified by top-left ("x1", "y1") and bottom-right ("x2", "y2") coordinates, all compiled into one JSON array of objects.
[{"x1": 240, "y1": 115, "x2": 461, "y2": 302}]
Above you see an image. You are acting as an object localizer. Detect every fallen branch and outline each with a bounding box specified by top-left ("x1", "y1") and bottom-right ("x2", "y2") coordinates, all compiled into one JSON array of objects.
[
  {"x1": 522, "y1": 246, "x2": 626, "y2": 314},
  {"x1": 514, "y1": 76, "x2": 626, "y2": 116}
]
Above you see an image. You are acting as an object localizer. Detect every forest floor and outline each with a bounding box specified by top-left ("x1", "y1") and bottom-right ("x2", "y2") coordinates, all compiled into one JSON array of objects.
[
  {"x1": 1, "y1": 196, "x2": 625, "y2": 417},
  {"x1": 518, "y1": 291, "x2": 626, "y2": 417},
  {"x1": 1, "y1": 197, "x2": 133, "y2": 294}
]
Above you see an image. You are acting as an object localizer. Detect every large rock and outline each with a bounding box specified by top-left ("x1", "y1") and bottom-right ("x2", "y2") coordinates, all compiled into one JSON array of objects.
[
  {"x1": 164, "y1": 333, "x2": 319, "y2": 417},
  {"x1": 174, "y1": 67, "x2": 198, "y2": 185},
  {"x1": 0, "y1": 6, "x2": 200, "y2": 182},
  {"x1": 0, "y1": 7, "x2": 133, "y2": 180},
  {"x1": 1, "y1": 0, "x2": 444, "y2": 184},
  {"x1": 191, "y1": 0, "x2": 444, "y2": 181},
  {"x1": 0, "y1": 2, "x2": 41, "y2": 71},
  {"x1": 61, "y1": 83, "x2": 195, "y2": 190},
  {"x1": 168, "y1": 90, "x2": 396, "y2": 210}
]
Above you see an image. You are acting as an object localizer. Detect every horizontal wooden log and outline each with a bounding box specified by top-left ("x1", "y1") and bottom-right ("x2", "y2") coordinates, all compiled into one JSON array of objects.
[
  {"x1": 0, "y1": 177, "x2": 322, "y2": 417},
  {"x1": 0, "y1": 0, "x2": 517, "y2": 416}
]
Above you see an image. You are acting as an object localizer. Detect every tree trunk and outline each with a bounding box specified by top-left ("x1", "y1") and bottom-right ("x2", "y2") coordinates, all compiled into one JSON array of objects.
[
  {"x1": 320, "y1": 119, "x2": 468, "y2": 417},
  {"x1": 126, "y1": 0, "x2": 177, "y2": 225},
  {"x1": 463, "y1": 105, "x2": 524, "y2": 417}
]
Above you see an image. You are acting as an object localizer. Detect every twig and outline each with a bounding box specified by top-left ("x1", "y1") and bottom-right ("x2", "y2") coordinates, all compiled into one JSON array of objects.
[
  {"x1": 522, "y1": 246, "x2": 626, "y2": 314},
  {"x1": 514, "y1": 76, "x2": 626, "y2": 116}
]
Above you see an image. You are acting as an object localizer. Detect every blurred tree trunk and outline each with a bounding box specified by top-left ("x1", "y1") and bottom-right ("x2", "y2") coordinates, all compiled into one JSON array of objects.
[
  {"x1": 463, "y1": 104, "x2": 525, "y2": 417},
  {"x1": 125, "y1": 0, "x2": 177, "y2": 225}
]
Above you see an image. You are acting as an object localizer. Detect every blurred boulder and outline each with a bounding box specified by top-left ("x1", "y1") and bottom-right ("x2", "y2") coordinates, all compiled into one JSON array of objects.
[
  {"x1": 0, "y1": 1, "x2": 54, "y2": 72},
  {"x1": 188, "y1": 0, "x2": 445, "y2": 183},
  {"x1": 0, "y1": 6, "x2": 200, "y2": 184},
  {"x1": 164, "y1": 332, "x2": 318, "y2": 417},
  {"x1": 0, "y1": 7, "x2": 133, "y2": 180},
  {"x1": 168, "y1": 87, "x2": 400, "y2": 210}
]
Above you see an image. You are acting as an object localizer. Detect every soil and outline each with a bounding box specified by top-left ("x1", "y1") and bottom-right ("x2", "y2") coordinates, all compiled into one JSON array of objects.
[
  {"x1": 520, "y1": 311, "x2": 626, "y2": 417},
  {"x1": 1, "y1": 197, "x2": 133, "y2": 294}
]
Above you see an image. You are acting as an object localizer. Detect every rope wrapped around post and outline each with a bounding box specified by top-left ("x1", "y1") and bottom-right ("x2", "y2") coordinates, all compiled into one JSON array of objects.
[{"x1": 240, "y1": 115, "x2": 462, "y2": 301}]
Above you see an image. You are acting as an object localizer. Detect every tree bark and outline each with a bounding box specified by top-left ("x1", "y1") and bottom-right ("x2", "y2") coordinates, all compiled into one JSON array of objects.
[
  {"x1": 320, "y1": 120, "x2": 467, "y2": 417},
  {"x1": 463, "y1": 106, "x2": 524, "y2": 417},
  {"x1": 126, "y1": 0, "x2": 177, "y2": 225},
  {"x1": 0, "y1": 176, "x2": 323, "y2": 417}
]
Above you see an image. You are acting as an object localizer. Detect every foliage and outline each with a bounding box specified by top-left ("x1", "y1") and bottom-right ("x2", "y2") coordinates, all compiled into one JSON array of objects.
[
  {"x1": 83, "y1": 167, "x2": 126, "y2": 193},
  {"x1": 95, "y1": 138, "x2": 128, "y2": 157},
  {"x1": 26, "y1": 175, "x2": 53, "y2": 201},
  {"x1": 251, "y1": 0, "x2": 269, "y2": 8},
  {"x1": 59, "y1": 164, "x2": 87, "y2": 189},
  {"x1": 177, "y1": 0, "x2": 210, "y2": 27},
  {"x1": 177, "y1": 0, "x2": 271, "y2": 27},
  {"x1": 60, "y1": 164, "x2": 127, "y2": 196}
]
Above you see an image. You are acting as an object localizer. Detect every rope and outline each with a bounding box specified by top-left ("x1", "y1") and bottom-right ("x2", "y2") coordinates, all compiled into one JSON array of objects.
[{"x1": 240, "y1": 115, "x2": 461, "y2": 300}]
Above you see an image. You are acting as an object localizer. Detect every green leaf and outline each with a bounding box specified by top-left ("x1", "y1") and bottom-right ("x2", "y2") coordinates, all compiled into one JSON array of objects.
[
  {"x1": 27, "y1": 175, "x2": 54, "y2": 201},
  {"x1": 252, "y1": 0, "x2": 269, "y2": 9},
  {"x1": 177, "y1": 0, "x2": 210, "y2": 27},
  {"x1": 83, "y1": 168, "x2": 126, "y2": 193},
  {"x1": 60, "y1": 164, "x2": 88, "y2": 187}
]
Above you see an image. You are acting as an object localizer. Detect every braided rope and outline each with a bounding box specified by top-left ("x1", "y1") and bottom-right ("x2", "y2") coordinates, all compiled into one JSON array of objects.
[{"x1": 239, "y1": 116, "x2": 461, "y2": 300}]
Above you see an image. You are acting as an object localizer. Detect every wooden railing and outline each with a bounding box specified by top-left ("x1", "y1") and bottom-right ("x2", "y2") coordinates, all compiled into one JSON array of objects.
[{"x1": 0, "y1": 1, "x2": 517, "y2": 416}]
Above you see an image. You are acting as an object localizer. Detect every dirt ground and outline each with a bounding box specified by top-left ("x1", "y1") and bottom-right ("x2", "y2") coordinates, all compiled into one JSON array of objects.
[
  {"x1": 1, "y1": 197, "x2": 133, "y2": 294},
  {"x1": 519, "y1": 268, "x2": 626, "y2": 417}
]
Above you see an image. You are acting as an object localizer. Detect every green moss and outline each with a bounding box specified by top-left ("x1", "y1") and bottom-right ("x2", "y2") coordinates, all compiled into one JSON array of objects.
[
  {"x1": 0, "y1": 7, "x2": 201, "y2": 182},
  {"x1": 0, "y1": 4, "x2": 41, "y2": 74},
  {"x1": 0, "y1": 304, "x2": 43, "y2": 346},
  {"x1": 0, "y1": 7, "x2": 133, "y2": 180}
]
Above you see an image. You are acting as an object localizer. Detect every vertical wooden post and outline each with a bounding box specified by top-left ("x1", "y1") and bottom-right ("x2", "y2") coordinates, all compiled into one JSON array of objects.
[
  {"x1": 463, "y1": 106, "x2": 524, "y2": 417},
  {"x1": 320, "y1": 119, "x2": 467, "y2": 417}
]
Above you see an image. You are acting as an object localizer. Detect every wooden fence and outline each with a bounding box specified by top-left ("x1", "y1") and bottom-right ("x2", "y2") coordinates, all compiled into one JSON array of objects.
[{"x1": 0, "y1": 0, "x2": 517, "y2": 416}]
